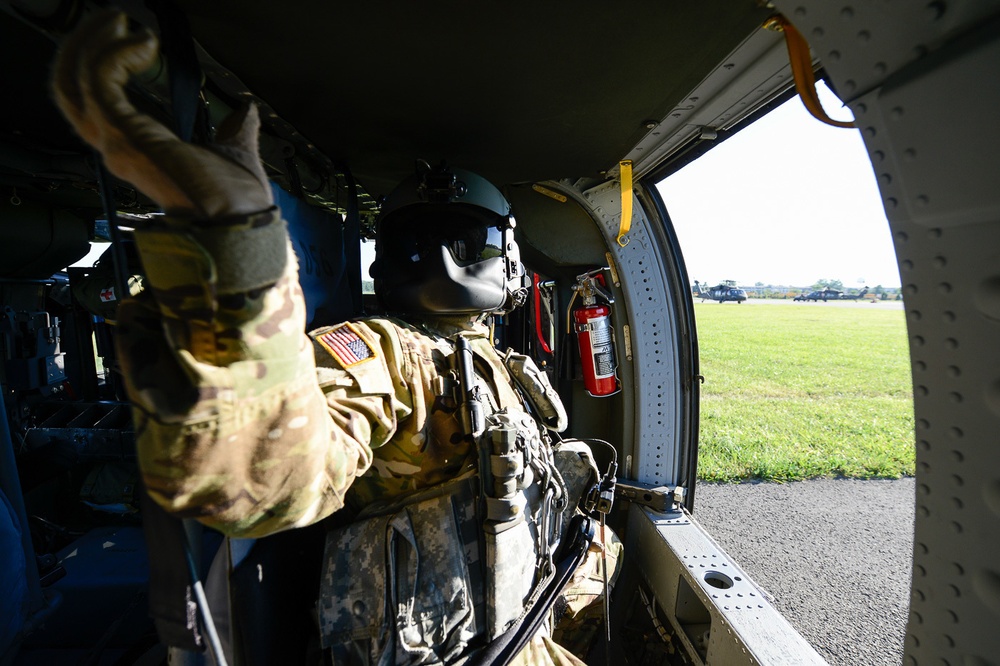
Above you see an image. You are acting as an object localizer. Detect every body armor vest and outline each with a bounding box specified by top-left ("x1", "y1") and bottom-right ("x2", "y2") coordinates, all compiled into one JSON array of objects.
[{"x1": 317, "y1": 323, "x2": 598, "y2": 665}]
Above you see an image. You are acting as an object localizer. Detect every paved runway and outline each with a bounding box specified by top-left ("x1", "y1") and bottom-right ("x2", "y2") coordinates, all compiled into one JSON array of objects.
[{"x1": 692, "y1": 478, "x2": 915, "y2": 666}]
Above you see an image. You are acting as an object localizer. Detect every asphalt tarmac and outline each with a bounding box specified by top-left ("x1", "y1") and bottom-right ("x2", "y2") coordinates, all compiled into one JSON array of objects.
[{"x1": 691, "y1": 478, "x2": 915, "y2": 666}]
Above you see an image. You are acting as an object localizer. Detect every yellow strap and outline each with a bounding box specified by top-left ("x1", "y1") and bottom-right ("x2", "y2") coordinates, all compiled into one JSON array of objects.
[
  {"x1": 768, "y1": 16, "x2": 854, "y2": 129},
  {"x1": 617, "y1": 160, "x2": 633, "y2": 247},
  {"x1": 532, "y1": 183, "x2": 568, "y2": 203}
]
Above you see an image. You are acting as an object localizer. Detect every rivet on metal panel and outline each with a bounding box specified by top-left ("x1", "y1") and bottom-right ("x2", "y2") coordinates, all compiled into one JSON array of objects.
[
  {"x1": 926, "y1": 2, "x2": 946, "y2": 21},
  {"x1": 984, "y1": 481, "x2": 1000, "y2": 516},
  {"x1": 974, "y1": 276, "x2": 1000, "y2": 320}
]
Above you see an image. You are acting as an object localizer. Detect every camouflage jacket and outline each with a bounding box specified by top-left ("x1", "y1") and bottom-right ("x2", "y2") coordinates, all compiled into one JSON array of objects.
[
  {"x1": 118, "y1": 211, "x2": 604, "y2": 665},
  {"x1": 118, "y1": 208, "x2": 556, "y2": 536}
]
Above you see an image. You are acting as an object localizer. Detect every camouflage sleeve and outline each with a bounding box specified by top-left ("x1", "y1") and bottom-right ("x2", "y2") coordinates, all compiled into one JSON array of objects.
[{"x1": 117, "y1": 209, "x2": 373, "y2": 537}]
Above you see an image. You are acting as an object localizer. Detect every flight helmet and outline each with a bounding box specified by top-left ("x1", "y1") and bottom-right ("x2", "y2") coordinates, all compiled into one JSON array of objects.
[{"x1": 372, "y1": 161, "x2": 526, "y2": 315}]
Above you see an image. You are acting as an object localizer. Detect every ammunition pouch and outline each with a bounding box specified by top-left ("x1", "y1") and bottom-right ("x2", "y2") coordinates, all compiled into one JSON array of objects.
[
  {"x1": 319, "y1": 476, "x2": 484, "y2": 665},
  {"x1": 503, "y1": 351, "x2": 567, "y2": 432},
  {"x1": 479, "y1": 410, "x2": 564, "y2": 639}
]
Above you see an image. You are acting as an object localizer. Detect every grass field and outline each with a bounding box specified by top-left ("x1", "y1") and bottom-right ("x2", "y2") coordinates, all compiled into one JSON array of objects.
[{"x1": 694, "y1": 301, "x2": 915, "y2": 482}]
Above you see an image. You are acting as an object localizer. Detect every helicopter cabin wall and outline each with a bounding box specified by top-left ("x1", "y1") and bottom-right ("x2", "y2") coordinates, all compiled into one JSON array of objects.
[
  {"x1": 769, "y1": 0, "x2": 1000, "y2": 662},
  {"x1": 506, "y1": 181, "x2": 626, "y2": 466}
]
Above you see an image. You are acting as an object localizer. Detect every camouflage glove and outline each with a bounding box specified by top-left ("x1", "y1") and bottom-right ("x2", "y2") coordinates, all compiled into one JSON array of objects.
[
  {"x1": 52, "y1": 10, "x2": 272, "y2": 218},
  {"x1": 52, "y1": 11, "x2": 290, "y2": 338}
]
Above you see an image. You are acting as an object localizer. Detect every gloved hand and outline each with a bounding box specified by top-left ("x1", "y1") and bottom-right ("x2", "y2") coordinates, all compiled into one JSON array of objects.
[{"x1": 52, "y1": 10, "x2": 272, "y2": 219}]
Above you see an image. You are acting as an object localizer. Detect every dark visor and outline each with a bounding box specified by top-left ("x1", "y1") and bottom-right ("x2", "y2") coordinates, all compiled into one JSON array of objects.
[{"x1": 384, "y1": 210, "x2": 503, "y2": 266}]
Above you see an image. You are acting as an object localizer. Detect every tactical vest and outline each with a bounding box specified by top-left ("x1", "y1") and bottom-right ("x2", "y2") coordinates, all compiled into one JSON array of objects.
[{"x1": 317, "y1": 321, "x2": 598, "y2": 665}]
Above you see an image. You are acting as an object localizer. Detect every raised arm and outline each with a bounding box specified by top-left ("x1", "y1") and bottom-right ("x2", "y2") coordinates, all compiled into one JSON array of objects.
[{"x1": 52, "y1": 11, "x2": 375, "y2": 537}]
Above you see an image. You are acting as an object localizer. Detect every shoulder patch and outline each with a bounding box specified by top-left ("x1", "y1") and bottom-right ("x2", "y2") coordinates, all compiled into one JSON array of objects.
[{"x1": 317, "y1": 322, "x2": 377, "y2": 368}]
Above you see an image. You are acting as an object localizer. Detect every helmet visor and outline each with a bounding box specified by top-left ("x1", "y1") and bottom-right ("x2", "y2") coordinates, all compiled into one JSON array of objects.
[{"x1": 383, "y1": 210, "x2": 504, "y2": 267}]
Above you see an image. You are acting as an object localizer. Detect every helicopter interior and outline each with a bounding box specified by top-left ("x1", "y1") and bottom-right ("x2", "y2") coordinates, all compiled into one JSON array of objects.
[{"x1": 2, "y1": 0, "x2": 1000, "y2": 664}]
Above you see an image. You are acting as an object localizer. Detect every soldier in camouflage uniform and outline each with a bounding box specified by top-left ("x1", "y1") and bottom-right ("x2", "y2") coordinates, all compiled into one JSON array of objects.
[{"x1": 53, "y1": 11, "x2": 618, "y2": 665}]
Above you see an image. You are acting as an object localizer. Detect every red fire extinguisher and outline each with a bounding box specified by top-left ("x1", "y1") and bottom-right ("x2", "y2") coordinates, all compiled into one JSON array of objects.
[{"x1": 571, "y1": 269, "x2": 620, "y2": 397}]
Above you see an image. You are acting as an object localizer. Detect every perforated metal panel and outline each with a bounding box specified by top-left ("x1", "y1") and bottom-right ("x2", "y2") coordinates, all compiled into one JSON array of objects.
[
  {"x1": 772, "y1": 1, "x2": 1000, "y2": 663},
  {"x1": 575, "y1": 179, "x2": 684, "y2": 486},
  {"x1": 626, "y1": 505, "x2": 827, "y2": 665}
]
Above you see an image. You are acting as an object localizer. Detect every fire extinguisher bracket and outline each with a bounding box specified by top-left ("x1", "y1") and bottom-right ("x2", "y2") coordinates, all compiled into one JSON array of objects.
[{"x1": 571, "y1": 269, "x2": 622, "y2": 398}]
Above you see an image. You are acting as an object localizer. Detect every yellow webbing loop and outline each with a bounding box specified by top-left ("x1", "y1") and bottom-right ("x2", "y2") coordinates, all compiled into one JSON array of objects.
[
  {"x1": 768, "y1": 15, "x2": 855, "y2": 129},
  {"x1": 616, "y1": 160, "x2": 633, "y2": 247}
]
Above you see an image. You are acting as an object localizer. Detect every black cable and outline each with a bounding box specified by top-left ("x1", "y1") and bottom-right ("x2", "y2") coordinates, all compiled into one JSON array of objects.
[{"x1": 582, "y1": 437, "x2": 618, "y2": 466}]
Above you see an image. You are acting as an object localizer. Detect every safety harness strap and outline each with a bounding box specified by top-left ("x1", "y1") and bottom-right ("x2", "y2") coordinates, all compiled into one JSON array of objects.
[
  {"x1": 769, "y1": 15, "x2": 855, "y2": 129},
  {"x1": 616, "y1": 160, "x2": 633, "y2": 247}
]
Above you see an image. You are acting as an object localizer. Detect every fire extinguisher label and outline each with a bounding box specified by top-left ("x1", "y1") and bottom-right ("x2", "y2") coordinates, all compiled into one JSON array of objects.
[{"x1": 589, "y1": 318, "x2": 615, "y2": 378}]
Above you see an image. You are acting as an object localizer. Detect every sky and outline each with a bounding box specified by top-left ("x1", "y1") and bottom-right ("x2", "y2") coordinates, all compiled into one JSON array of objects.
[{"x1": 656, "y1": 82, "x2": 901, "y2": 289}]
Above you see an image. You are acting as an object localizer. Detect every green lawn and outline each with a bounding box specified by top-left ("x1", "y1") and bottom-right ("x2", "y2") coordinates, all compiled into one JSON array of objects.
[{"x1": 694, "y1": 302, "x2": 915, "y2": 482}]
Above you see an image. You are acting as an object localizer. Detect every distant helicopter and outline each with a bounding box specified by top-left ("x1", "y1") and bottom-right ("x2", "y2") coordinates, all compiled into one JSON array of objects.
[
  {"x1": 796, "y1": 286, "x2": 869, "y2": 302},
  {"x1": 840, "y1": 286, "x2": 870, "y2": 301},
  {"x1": 694, "y1": 279, "x2": 748, "y2": 303}
]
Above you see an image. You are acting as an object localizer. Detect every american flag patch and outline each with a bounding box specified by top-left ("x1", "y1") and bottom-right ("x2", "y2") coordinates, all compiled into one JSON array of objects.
[{"x1": 317, "y1": 323, "x2": 376, "y2": 367}]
